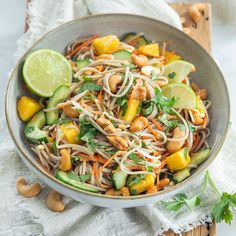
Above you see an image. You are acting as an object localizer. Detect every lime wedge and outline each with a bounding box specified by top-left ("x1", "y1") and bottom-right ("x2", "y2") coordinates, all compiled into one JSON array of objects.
[
  {"x1": 162, "y1": 83, "x2": 197, "y2": 109},
  {"x1": 163, "y1": 60, "x2": 195, "y2": 83},
  {"x1": 23, "y1": 49, "x2": 72, "y2": 97}
]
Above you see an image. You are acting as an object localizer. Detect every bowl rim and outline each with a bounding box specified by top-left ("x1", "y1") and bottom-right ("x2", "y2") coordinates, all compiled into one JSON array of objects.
[{"x1": 5, "y1": 13, "x2": 230, "y2": 200}]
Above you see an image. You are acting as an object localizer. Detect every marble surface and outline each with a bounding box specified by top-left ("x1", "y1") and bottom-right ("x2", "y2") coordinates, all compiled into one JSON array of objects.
[{"x1": 0, "y1": 0, "x2": 235, "y2": 235}]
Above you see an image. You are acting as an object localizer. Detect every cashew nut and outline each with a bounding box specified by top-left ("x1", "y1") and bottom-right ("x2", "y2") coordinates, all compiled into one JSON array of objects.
[
  {"x1": 192, "y1": 110, "x2": 204, "y2": 125},
  {"x1": 189, "y1": 3, "x2": 206, "y2": 23},
  {"x1": 96, "y1": 54, "x2": 114, "y2": 60},
  {"x1": 141, "y1": 66, "x2": 160, "y2": 77},
  {"x1": 107, "y1": 136, "x2": 128, "y2": 150},
  {"x1": 130, "y1": 116, "x2": 148, "y2": 132},
  {"x1": 96, "y1": 117, "x2": 116, "y2": 133},
  {"x1": 146, "y1": 186, "x2": 158, "y2": 194},
  {"x1": 108, "y1": 74, "x2": 122, "y2": 93},
  {"x1": 120, "y1": 187, "x2": 130, "y2": 196},
  {"x1": 131, "y1": 54, "x2": 149, "y2": 67},
  {"x1": 96, "y1": 78, "x2": 103, "y2": 86},
  {"x1": 167, "y1": 127, "x2": 185, "y2": 153},
  {"x1": 133, "y1": 87, "x2": 146, "y2": 100},
  {"x1": 196, "y1": 89, "x2": 207, "y2": 100},
  {"x1": 105, "y1": 187, "x2": 130, "y2": 196},
  {"x1": 63, "y1": 104, "x2": 80, "y2": 118},
  {"x1": 16, "y1": 177, "x2": 41, "y2": 198},
  {"x1": 46, "y1": 190, "x2": 65, "y2": 212},
  {"x1": 83, "y1": 70, "x2": 93, "y2": 76}
]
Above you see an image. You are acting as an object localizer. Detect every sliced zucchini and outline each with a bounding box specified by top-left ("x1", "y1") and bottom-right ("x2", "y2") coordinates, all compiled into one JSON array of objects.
[
  {"x1": 55, "y1": 170, "x2": 99, "y2": 193},
  {"x1": 113, "y1": 50, "x2": 132, "y2": 63},
  {"x1": 121, "y1": 32, "x2": 150, "y2": 47},
  {"x1": 173, "y1": 168, "x2": 191, "y2": 183},
  {"x1": 24, "y1": 110, "x2": 47, "y2": 143},
  {"x1": 190, "y1": 148, "x2": 211, "y2": 165},
  {"x1": 77, "y1": 59, "x2": 90, "y2": 70},
  {"x1": 46, "y1": 85, "x2": 70, "y2": 125},
  {"x1": 111, "y1": 170, "x2": 128, "y2": 190}
]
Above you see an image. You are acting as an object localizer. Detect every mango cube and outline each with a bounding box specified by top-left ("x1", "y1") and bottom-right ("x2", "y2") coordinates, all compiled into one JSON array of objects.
[
  {"x1": 166, "y1": 148, "x2": 190, "y2": 172},
  {"x1": 138, "y1": 43, "x2": 159, "y2": 57},
  {"x1": 60, "y1": 123, "x2": 80, "y2": 144}
]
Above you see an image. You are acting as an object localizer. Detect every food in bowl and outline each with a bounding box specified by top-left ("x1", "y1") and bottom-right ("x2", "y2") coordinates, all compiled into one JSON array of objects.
[{"x1": 17, "y1": 33, "x2": 211, "y2": 196}]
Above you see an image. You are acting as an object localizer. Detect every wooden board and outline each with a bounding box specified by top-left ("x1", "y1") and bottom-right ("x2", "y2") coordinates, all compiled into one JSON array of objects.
[{"x1": 24, "y1": 1, "x2": 215, "y2": 236}]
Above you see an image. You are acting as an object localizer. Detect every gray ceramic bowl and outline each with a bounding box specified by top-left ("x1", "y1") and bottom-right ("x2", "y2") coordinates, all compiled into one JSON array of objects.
[{"x1": 5, "y1": 14, "x2": 230, "y2": 208}]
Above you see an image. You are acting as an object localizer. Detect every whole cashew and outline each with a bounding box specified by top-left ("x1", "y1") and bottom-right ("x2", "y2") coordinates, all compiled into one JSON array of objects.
[
  {"x1": 63, "y1": 104, "x2": 80, "y2": 118},
  {"x1": 105, "y1": 187, "x2": 130, "y2": 196},
  {"x1": 96, "y1": 117, "x2": 116, "y2": 133},
  {"x1": 96, "y1": 54, "x2": 114, "y2": 60},
  {"x1": 167, "y1": 127, "x2": 185, "y2": 153},
  {"x1": 107, "y1": 136, "x2": 128, "y2": 150},
  {"x1": 108, "y1": 74, "x2": 122, "y2": 93},
  {"x1": 131, "y1": 54, "x2": 149, "y2": 67},
  {"x1": 133, "y1": 87, "x2": 146, "y2": 100},
  {"x1": 130, "y1": 116, "x2": 148, "y2": 132},
  {"x1": 16, "y1": 177, "x2": 41, "y2": 198},
  {"x1": 46, "y1": 190, "x2": 65, "y2": 212},
  {"x1": 192, "y1": 111, "x2": 204, "y2": 125},
  {"x1": 189, "y1": 3, "x2": 206, "y2": 23}
]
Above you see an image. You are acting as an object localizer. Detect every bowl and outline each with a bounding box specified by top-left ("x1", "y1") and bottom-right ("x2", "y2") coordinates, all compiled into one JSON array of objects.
[{"x1": 5, "y1": 14, "x2": 230, "y2": 208}]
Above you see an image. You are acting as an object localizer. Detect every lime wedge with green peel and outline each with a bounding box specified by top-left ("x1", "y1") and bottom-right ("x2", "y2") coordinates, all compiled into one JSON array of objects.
[
  {"x1": 162, "y1": 83, "x2": 198, "y2": 109},
  {"x1": 23, "y1": 49, "x2": 72, "y2": 97},
  {"x1": 163, "y1": 60, "x2": 195, "y2": 83}
]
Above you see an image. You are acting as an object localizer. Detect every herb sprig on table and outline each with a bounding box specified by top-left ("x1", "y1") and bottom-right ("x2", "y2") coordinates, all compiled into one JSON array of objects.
[{"x1": 162, "y1": 171, "x2": 236, "y2": 224}]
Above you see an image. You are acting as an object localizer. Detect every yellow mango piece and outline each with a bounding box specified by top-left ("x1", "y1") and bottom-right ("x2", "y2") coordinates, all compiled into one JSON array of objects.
[
  {"x1": 47, "y1": 136, "x2": 54, "y2": 143},
  {"x1": 121, "y1": 99, "x2": 140, "y2": 122},
  {"x1": 138, "y1": 43, "x2": 159, "y2": 57},
  {"x1": 60, "y1": 123, "x2": 80, "y2": 144},
  {"x1": 166, "y1": 148, "x2": 190, "y2": 172},
  {"x1": 92, "y1": 35, "x2": 120, "y2": 55},
  {"x1": 130, "y1": 174, "x2": 155, "y2": 195},
  {"x1": 17, "y1": 96, "x2": 42, "y2": 121},
  {"x1": 59, "y1": 149, "x2": 72, "y2": 171},
  {"x1": 165, "y1": 51, "x2": 181, "y2": 64},
  {"x1": 196, "y1": 96, "x2": 205, "y2": 116}
]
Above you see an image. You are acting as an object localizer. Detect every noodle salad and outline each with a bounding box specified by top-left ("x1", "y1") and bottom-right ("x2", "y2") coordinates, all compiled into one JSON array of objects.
[{"x1": 17, "y1": 33, "x2": 211, "y2": 196}]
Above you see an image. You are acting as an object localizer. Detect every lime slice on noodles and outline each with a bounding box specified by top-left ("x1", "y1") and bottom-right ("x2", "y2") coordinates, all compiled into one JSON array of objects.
[
  {"x1": 163, "y1": 60, "x2": 195, "y2": 83},
  {"x1": 23, "y1": 49, "x2": 72, "y2": 97},
  {"x1": 162, "y1": 83, "x2": 198, "y2": 109}
]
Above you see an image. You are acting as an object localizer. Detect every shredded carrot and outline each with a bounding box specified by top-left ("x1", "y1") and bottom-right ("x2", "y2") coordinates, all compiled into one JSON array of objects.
[
  {"x1": 127, "y1": 165, "x2": 146, "y2": 171},
  {"x1": 93, "y1": 162, "x2": 98, "y2": 177},
  {"x1": 128, "y1": 90, "x2": 134, "y2": 107},
  {"x1": 141, "y1": 136, "x2": 152, "y2": 140},
  {"x1": 97, "y1": 154, "x2": 118, "y2": 175},
  {"x1": 191, "y1": 133, "x2": 200, "y2": 152},
  {"x1": 68, "y1": 34, "x2": 99, "y2": 57},
  {"x1": 154, "y1": 160, "x2": 167, "y2": 173},
  {"x1": 151, "y1": 119, "x2": 165, "y2": 132},
  {"x1": 157, "y1": 178, "x2": 170, "y2": 189},
  {"x1": 98, "y1": 90, "x2": 103, "y2": 105},
  {"x1": 161, "y1": 152, "x2": 170, "y2": 159},
  {"x1": 202, "y1": 115, "x2": 208, "y2": 128},
  {"x1": 147, "y1": 124, "x2": 160, "y2": 140},
  {"x1": 78, "y1": 153, "x2": 107, "y2": 164}
]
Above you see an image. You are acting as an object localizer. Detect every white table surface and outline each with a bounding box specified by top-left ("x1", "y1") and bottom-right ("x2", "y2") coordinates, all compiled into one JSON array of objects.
[{"x1": 0, "y1": 0, "x2": 235, "y2": 235}]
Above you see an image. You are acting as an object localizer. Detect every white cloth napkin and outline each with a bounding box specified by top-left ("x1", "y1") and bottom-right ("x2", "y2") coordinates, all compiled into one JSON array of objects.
[{"x1": 1, "y1": 0, "x2": 235, "y2": 235}]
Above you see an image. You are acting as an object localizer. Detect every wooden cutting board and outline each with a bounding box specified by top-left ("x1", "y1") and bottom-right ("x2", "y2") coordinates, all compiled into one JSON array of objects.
[{"x1": 24, "y1": 1, "x2": 215, "y2": 235}]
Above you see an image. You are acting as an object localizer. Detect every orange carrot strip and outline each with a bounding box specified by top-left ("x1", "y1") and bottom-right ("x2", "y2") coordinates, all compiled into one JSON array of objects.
[
  {"x1": 147, "y1": 124, "x2": 160, "y2": 140},
  {"x1": 157, "y1": 178, "x2": 170, "y2": 188},
  {"x1": 97, "y1": 154, "x2": 117, "y2": 175},
  {"x1": 98, "y1": 90, "x2": 103, "y2": 105},
  {"x1": 191, "y1": 133, "x2": 200, "y2": 152},
  {"x1": 151, "y1": 119, "x2": 165, "y2": 132},
  {"x1": 68, "y1": 34, "x2": 99, "y2": 57}
]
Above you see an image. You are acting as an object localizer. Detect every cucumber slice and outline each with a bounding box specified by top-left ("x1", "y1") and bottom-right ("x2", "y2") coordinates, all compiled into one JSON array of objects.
[
  {"x1": 121, "y1": 32, "x2": 150, "y2": 47},
  {"x1": 24, "y1": 110, "x2": 47, "y2": 143},
  {"x1": 111, "y1": 170, "x2": 128, "y2": 190},
  {"x1": 173, "y1": 168, "x2": 191, "y2": 183},
  {"x1": 55, "y1": 170, "x2": 99, "y2": 193},
  {"x1": 190, "y1": 148, "x2": 211, "y2": 165},
  {"x1": 77, "y1": 59, "x2": 90, "y2": 70},
  {"x1": 46, "y1": 85, "x2": 70, "y2": 124},
  {"x1": 113, "y1": 50, "x2": 132, "y2": 63}
]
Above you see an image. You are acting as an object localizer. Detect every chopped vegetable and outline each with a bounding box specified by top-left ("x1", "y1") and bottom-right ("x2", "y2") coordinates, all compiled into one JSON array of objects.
[
  {"x1": 166, "y1": 148, "x2": 190, "y2": 172},
  {"x1": 113, "y1": 50, "x2": 132, "y2": 63},
  {"x1": 60, "y1": 123, "x2": 80, "y2": 144},
  {"x1": 77, "y1": 59, "x2": 90, "y2": 70},
  {"x1": 122, "y1": 32, "x2": 149, "y2": 47},
  {"x1": 79, "y1": 82, "x2": 102, "y2": 93},
  {"x1": 92, "y1": 35, "x2": 120, "y2": 55},
  {"x1": 59, "y1": 149, "x2": 72, "y2": 171},
  {"x1": 129, "y1": 174, "x2": 155, "y2": 195},
  {"x1": 121, "y1": 98, "x2": 140, "y2": 122},
  {"x1": 112, "y1": 169, "x2": 128, "y2": 190},
  {"x1": 17, "y1": 96, "x2": 42, "y2": 121},
  {"x1": 138, "y1": 43, "x2": 159, "y2": 57}
]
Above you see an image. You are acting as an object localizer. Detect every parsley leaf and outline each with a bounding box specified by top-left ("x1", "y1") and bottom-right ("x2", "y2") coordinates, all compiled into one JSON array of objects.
[
  {"x1": 54, "y1": 117, "x2": 70, "y2": 125},
  {"x1": 79, "y1": 82, "x2": 102, "y2": 93},
  {"x1": 68, "y1": 171, "x2": 91, "y2": 183},
  {"x1": 141, "y1": 100, "x2": 154, "y2": 116},
  {"x1": 168, "y1": 72, "x2": 176, "y2": 79},
  {"x1": 83, "y1": 75, "x2": 92, "y2": 82},
  {"x1": 152, "y1": 88, "x2": 176, "y2": 113},
  {"x1": 146, "y1": 165, "x2": 154, "y2": 172}
]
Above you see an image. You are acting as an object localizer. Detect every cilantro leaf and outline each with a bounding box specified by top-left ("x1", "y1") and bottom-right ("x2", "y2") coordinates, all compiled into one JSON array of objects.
[
  {"x1": 68, "y1": 171, "x2": 91, "y2": 183},
  {"x1": 152, "y1": 88, "x2": 176, "y2": 113},
  {"x1": 83, "y1": 75, "x2": 92, "y2": 82},
  {"x1": 146, "y1": 165, "x2": 154, "y2": 172},
  {"x1": 127, "y1": 174, "x2": 145, "y2": 187},
  {"x1": 129, "y1": 153, "x2": 143, "y2": 163},
  {"x1": 168, "y1": 72, "x2": 176, "y2": 79},
  {"x1": 141, "y1": 101, "x2": 154, "y2": 116},
  {"x1": 212, "y1": 192, "x2": 236, "y2": 224},
  {"x1": 79, "y1": 82, "x2": 102, "y2": 93},
  {"x1": 117, "y1": 97, "x2": 128, "y2": 116},
  {"x1": 159, "y1": 113, "x2": 179, "y2": 131}
]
